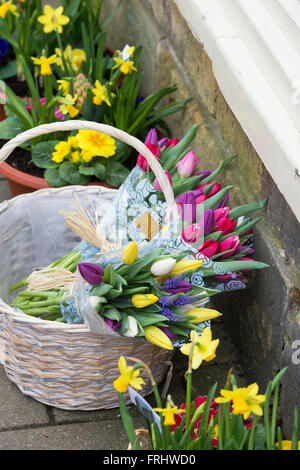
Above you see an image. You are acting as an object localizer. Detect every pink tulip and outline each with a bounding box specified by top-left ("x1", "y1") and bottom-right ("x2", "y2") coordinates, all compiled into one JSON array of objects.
[
  {"x1": 214, "y1": 217, "x2": 236, "y2": 235},
  {"x1": 154, "y1": 170, "x2": 172, "y2": 192},
  {"x1": 196, "y1": 182, "x2": 222, "y2": 197},
  {"x1": 181, "y1": 223, "x2": 203, "y2": 244},
  {"x1": 195, "y1": 194, "x2": 208, "y2": 204},
  {"x1": 195, "y1": 239, "x2": 220, "y2": 258},
  {"x1": 214, "y1": 207, "x2": 230, "y2": 222},
  {"x1": 137, "y1": 142, "x2": 160, "y2": 172},
  {"x1": 219, "y1": 235, "x2": 240, "y2": 258},
  {"x1": 177, "y1": 151, "x2": 197, "y2": 178}
]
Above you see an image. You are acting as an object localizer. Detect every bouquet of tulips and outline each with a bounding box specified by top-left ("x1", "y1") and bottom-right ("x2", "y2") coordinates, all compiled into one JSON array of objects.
[{"x1": 116, "y1": 337, "x2": 299, "y2": 450}]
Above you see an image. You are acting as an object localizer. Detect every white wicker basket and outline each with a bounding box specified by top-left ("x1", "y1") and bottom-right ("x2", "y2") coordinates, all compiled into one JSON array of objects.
[{"x1": 0, "y1": 121, "x2": 177, "y2": 410}]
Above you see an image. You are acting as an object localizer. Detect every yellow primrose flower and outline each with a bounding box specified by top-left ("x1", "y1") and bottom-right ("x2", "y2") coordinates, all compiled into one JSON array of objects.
[
  {"x1": 55, "y1": 45, "x2": 86, "y2": 73},
  {"x1": 184, "y1": 308, "x2": 222, "y2": 324},
  {"x1": 76, "y1": 130, "x2": 116, "y2": 158},
  {"x1": 38, "y1": 5, "x2": 70, "y2": 34},
  {"x1": 215, "y1": 383, "x2": 265, "y2": 420},
  {"x1": 122, "y1": 242, "x2": 138, "y2": 265},
  {"x1": 154, "y1": 406, "x2": 184, "y2": 426},
  {"x1": 0, "y1": 1, "x2": 19, "y2": 18},
  {"x1": 170, "y1": 259, "x2": 204, "y2": 277},
  {"x1": 92, "y1": 80, "x2": 111, "y2": 107},
  {"x1": 58, "y1": 94, "x2": 80, "y2": 118},
  {"x1": 57, "y1": 79, "x2": 70, "y2": 96},
  {"x1": 180, "y1": 328, "x2": 219, "y2": 369},
  {"x1": 52, "y1": 141, "x2": 71, "y2": 163},
  {"x1": 132, "y1": 294, "x2": 158, "y2": 309},
  {"x1": 71, "y1": 151, "x2": 80, "y2": 164},
  {"x1": 31, "y1": 54, "x2": 57, "y2": 76},
  {"x1": 81, "y1": 149, "x2": 94, "y2": 163},
  {"x1": 67, "y1": 135, "x2": 79, "y2": 149},
  {"x1": 113, "y1": 356, "x2": 145, "y2": 393},
  {"x1": 144, "y1": 325, "x2": 173, "y2": 350}
]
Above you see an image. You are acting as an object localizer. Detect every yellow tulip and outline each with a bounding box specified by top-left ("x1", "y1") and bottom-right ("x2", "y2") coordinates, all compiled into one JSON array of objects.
[
  {"x1": 122, "y1": 241, "x2": 138, "y2": 265},
  {"x1": 185, "y1": 308, "x2": 222, "y2": 324},
  {"x1": 144, "y1": 325, "x2": 173, "y2": 350},
  {"x1": 132, "y1": 294, "x2": 158, "y2": 309},
  {"x1": 170, "y1": 259, "x2": 203, "y2": 277}
]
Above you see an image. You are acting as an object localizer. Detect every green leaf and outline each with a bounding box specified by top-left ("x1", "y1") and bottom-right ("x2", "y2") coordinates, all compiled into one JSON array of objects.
[
  {"x1": 90, "y1": 283, "x2": 113, "y2": 297},
  {"x1": 58, "y1": 161, "x2": 90, "y2": 185},
  {"x1": 31, "y1": 140, "x2": 60, "y2": 169},
  {"x1": 103, "y1": 264, "x2": 116, "y2": 287},
  {"x1": 112, "y1": 139, "x2": 132, "y2": 163},
  {"x1": 105, "y1": 161, "x2": 130, "y2": 187},
  {"x1": 0, "y1": 115, "x2": 25, "y2": 140},
  {"x1": 93, "y1": 162, "x2": 106, "y2": 180},
  {"x1": 0, "y1": 60, "x2": 17, "y2": 80},
  {"x1": 78, "y1": 164, "x2": 96, "y2": 176},
  {"x1": 102, "y1": 306, "x2": 121, "y2": 321},
  {"x1": 44, "y1": 167, "x2": 68, "y2": 187}
]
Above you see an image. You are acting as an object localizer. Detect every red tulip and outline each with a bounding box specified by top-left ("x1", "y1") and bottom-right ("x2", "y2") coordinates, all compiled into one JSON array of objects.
[
  {"x1": 154, "y1": 170, "x2": 172, "y2": 192},
  {"x1": 168, "y1": 138, "x2": 179, "y2": 147},
  {"x1": 195, "y1": 194, "x2": 208, "y2": 204},
  {"x1": 214, "y1": 217, "x2": 237, "y2": 235},
  {"x1": 214, "y1": 207, "x2": 230, "y2": 222},
  {"x1": 196, "y1": 182, "x2": 222, "y2": 197},
  {"x1": 137, "y1": 142, "x2": 160, "y2": 171},
  {"x1": 195, "y1": 239, "x2": 220, "y2": 258}
]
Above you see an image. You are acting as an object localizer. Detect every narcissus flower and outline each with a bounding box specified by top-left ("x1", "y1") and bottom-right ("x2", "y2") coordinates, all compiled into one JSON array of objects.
[
  {"x1": 180, "y1": 328, "x2": 219, "y2": 369},
  {"x1": 55, "y1": 45, "x2": 86, "y2": 73},
  {"x1": 31, "y1": 54, "x2": 57, "y2": 76},
  {"x1": 57, "y1": 79, "x2": 70, "y2": 96},
  {"x1": 113, "y1": 55, "x2": 137, "y2": 75},
  {"x1": 154, "y1": 406, "x2": 185, "y2": 426},
  {"x1": 184, "y1": 307, "x2": 222, "y2": 324},
  {"x1": 58, "y1": 94, "x2": 80, "y2": 118},
  {"x1": 38, "y1": 5, "x2": 70, "y2": 34},
  {"x1": 215, "y1": 383, "x2": 265, "y2": 420},
  {"x1": 0, "y1": 1, "x2": 19, "y2": 18},
  {"x1": 92, "y1": 80, "x2": 111, "y2": 106},
  {"x1": 76, "y1": 130, "x2": 116, "y2": 158},
  {"x1": 113, "y1": 356, "x2": 145, "y2": 393},
  {"x1": 132, "y1": 294, "x2": 158, "y2": 309},
  {"x1": 122, "y1": 241, "x2": 138, "y2": 265},
  {"x1": 170, "y1": 259, "x2": 203, "y2": 277},
  {"x1": 144, "y1": 325, "x2": 173, "y2": 350}
]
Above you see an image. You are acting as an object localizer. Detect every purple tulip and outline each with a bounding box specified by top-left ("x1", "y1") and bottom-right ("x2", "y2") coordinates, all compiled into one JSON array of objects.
[
  {"x1": 144, "y1": 128, "x2": 158, "y2": 146},
  {"x1": 198, "y1": 208, "x2": 215, "y2": 235},
  {"x1": 176, "y1": 190, "x2": 203, "y2": 222},
  {"x1": 165, "y1": 280, "x2": 193, "y2": 294},
  {"x1": 159, "y1": 326, "x2": 174, "y2": 342},
  {"x1": 78, "y1": 262, "x2": 104, "y2": 285},
  {"x1": 236, "y1": 245, "x2": 255, "y2": 255},
  {"x1": 158, "y1": 137, "x2": 169, "y2": 150},
  {"x1": 177, "y1": 151, "x2": 197, "y2": 178},
  {"x1": 194, "y1": 170, "x2": 211, "y2": 180},
  {"x1": 216, "y1": 190, "x2": 230, "y2": 209},
  {"x1": 104, "y1": 317, "x2": 121, "y2": 331}
]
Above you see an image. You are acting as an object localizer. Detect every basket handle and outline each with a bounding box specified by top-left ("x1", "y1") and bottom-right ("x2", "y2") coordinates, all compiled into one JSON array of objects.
[{"x1": 0, "y1": 121, "x2": 178, "y2": 219}]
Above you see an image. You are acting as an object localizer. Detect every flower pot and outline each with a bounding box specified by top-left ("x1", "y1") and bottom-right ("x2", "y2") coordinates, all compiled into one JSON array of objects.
[{"x1": 0, "y1": 160, "x2": 114, "y2": 198}]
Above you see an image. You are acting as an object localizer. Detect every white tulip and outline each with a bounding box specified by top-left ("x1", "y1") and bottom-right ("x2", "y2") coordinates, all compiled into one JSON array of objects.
[
  {"x1": 123, "y1": 316, "x2": 139, "y2": 337},
  {"x1": 89, "y1": 296, "x2": 101, "y2": 309},
  {"x1": 150, "y1": 257, "x2": 176, "y2": 277}
]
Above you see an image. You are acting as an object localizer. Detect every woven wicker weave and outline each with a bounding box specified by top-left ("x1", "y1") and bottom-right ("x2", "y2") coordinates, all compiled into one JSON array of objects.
[{"x1": 0, "y1": 122, "x2": 177, "y2": 410}]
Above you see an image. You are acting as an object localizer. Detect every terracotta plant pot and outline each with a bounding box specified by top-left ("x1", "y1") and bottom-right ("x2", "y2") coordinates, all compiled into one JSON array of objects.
[{"x1": 0, "y1": 161, "x2": 114, "y2": 198}]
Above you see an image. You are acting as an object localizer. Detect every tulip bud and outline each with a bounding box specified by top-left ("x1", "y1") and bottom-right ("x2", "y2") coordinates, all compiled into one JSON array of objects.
[
  {"x1": 198, "y1": 208, "x2": 215, "y2": 235},
  {"x1": 177, "y1": 151, "x2": 196, "y2": 178},
  {"x1": 236, "y1": 245, "x2": 255, "y2": 256},
  {"x1": 167, "y1": 138, "x2": 179, "y2": 147},
  {"x1": 176, "y1": 190, "x2": 203, "y2": 222},
  {"x1": 154, "y1": 170, "x2": 172, "y2": 192},
  {"x1": 214, "y1": 217, "x2": 236, "y2": 236},
  {"x1": 181, "y1": 223, "x2": 203, "y2": 244},
  {"x1": 159, "y1": 326, "x2": 174, "y2": 342},
  {"x1": 122, "y1": 241, "x2": 138, "y2": 264},
  {"x1": 185, "y1": 307, "x2": 222, "y2": 323},
  {"x1": 104, "y1": 317, "x2": 121, "y2": 331},
  {"x1": 123, "y1": 316, "x2": 139, "y2": 337},
  {"x1": 89, "y1": 295, "x2": 101, "y2": 309},
  {"x1": 137, "y1": 142, "x2": 160, "y2": 172},
  {"x1": 194, "y1": 170, "x2": 211, "y2": 180},
  {"x1": 195, "y1": 194, "x2": 208, "y2": 204},
  {"x1": 196, "y1": 239, "x2": 220, "y2": 258},
  {"x1": 214, "y1": 207, "x2": 230, "y2": 222},
  {"x1": 144, "y1": 128, "x2": 158, "y2": 146},
  {"x1": 219, "y1": 235, "x2": 240, "y2": 258},
  {"x1": 132, "y1": 294, "x2": 158, "y2": 308},
  {"x1": 151, "y1": 257, "x2": 176, "y2": 276},
  {"x1": 165, "y1": 280, "x2": 193, "y2": 294},
  {"x1": 78, "y1": 262, "x2": 104, "y2": 285},
  {"x1": 196, "y1": 182, "x2": 222, "y2": 197},
  {"x1": 158, "y1": 137, "x2": 169, "y2": 150},
  {"x1": 170, "y1": 259, "x2": 204, "y2": 277},
  {"x1": 144, "y1": 325, "x2": 174, "y2": 350}
]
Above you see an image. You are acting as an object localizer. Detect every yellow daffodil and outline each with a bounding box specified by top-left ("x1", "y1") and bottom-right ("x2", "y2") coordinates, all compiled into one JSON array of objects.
[
  {"x1": 55, "y1": 45, "x2": 86, "y2": 73},
  {"x1": 0, "y1": 1, "x2": 19, "y2": 18},
  {"x1": 31, "y1": 54, "x2": 57, "y2": 76},
  {"x1": 144, "y1": 325, "x2": 173, "y2": 350},
  {"x1": 71, "y1": 151, "x2": 80, "y2": 164},
  {"x1": 92, "y1": 80, "x2": 111, "y2": 107},
  {"x1": 38, "y1": 5, "x2": 70, "y2": 34},
  {"x1": 113, "y1": 356, "x2": 145, "y2": 393},
  {"x1": 132, "y1": 294, "x2": 158, "y2": 309},
  {"x1": 81, "y1": 149, "x2": 94, "y2": 163},
  {"x1": 170, "y1": 259, "x2": 204, "y2": 277},
  {"x1": 122, "y1": 242, "x2": 138, "y2": 265},
  {"x1": 184, "y1": 308, "x2": 222, "y2": 324},
  {"x1": 76, "y1": 130, "x2": 116, "y2": 158},
  {"x1": 180, "y1": 328, "x2": 219, "y2": 369},
  {"x1": 154, "y1": 406, "x2": 184, "y2": 426},
  {"x1": 277, "y1": 441, "x2": 300, "y2": 450},
  {"x1": 215, "y1": 383, "x2": 265, "y2": 420},
  {"x1": 52, "y1": 141, "x2": 71, "y2": 163},
  {"x1": 58, "y1": 94, "x2": 80, "y2": 118},
  {"x1": 113, "y1": 57, "x2": 137, "y2": 75},
  {"x1": 57, "y1": 79, "x2": 70, "y2": 96}
]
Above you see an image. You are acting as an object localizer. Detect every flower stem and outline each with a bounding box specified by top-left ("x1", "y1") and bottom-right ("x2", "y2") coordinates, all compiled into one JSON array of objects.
[{"x1": 185, "y1": 371, "x2": 192, "y2": 430}]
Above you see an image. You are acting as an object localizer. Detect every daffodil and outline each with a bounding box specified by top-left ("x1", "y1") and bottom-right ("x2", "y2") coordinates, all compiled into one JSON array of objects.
[
  {"x1": 132, "y1": 294, "x2": 158, "y2": 309},
  {"x1": 38, "y1": 5, "x2": 70, "y2": 34},
  {"x1": 113, "y1": 56, "x2": 137, "y2": 75},
  {"x1": 122, "y1": 242, "x2": 138, "y2": 264},
  {"x1": 170, "y1": 259, "x2": 204, "y2": 277},
  {"x1": 55, "y1": 45, "x2": 86, "y2": 73},
  {"x1": 154, "y1": 406, "x2": 184, "y2": 426},
  {"x1": 57, "y1": 79, "x2": 70, "y2": 96},
  {"x1": 215, "y1": 383, "x2": 265, "y2": 420},
  {"x1": 113, "y1": 356, "x2": 145, "y2": 393},
  {"x1": 31, "y1": 54, "x2": 57, "y2": 76},
  {"x1": 0, "y1": 1, "x2": 19, "y2": 18},
  {"x1": 180, "y1": 328, "x2": 219, "y2": 369},
  {"x1": 58, "y1": 94, "x2": 80, "y2": 118},
  {"x1": 92, "y1": 80, "x2": 111, "y2": 106},
  {"x1": 52, "y1": 141, "x2": 71, "y2": 163},
  {"x1": 76, "y1": 130, "x2": 116, "y2": 158}
]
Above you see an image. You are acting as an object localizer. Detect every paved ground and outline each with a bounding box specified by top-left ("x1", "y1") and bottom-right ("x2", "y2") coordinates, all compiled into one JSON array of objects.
[{"x1": 0, "y1": 177, "x2": 247, "y2": 450}]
